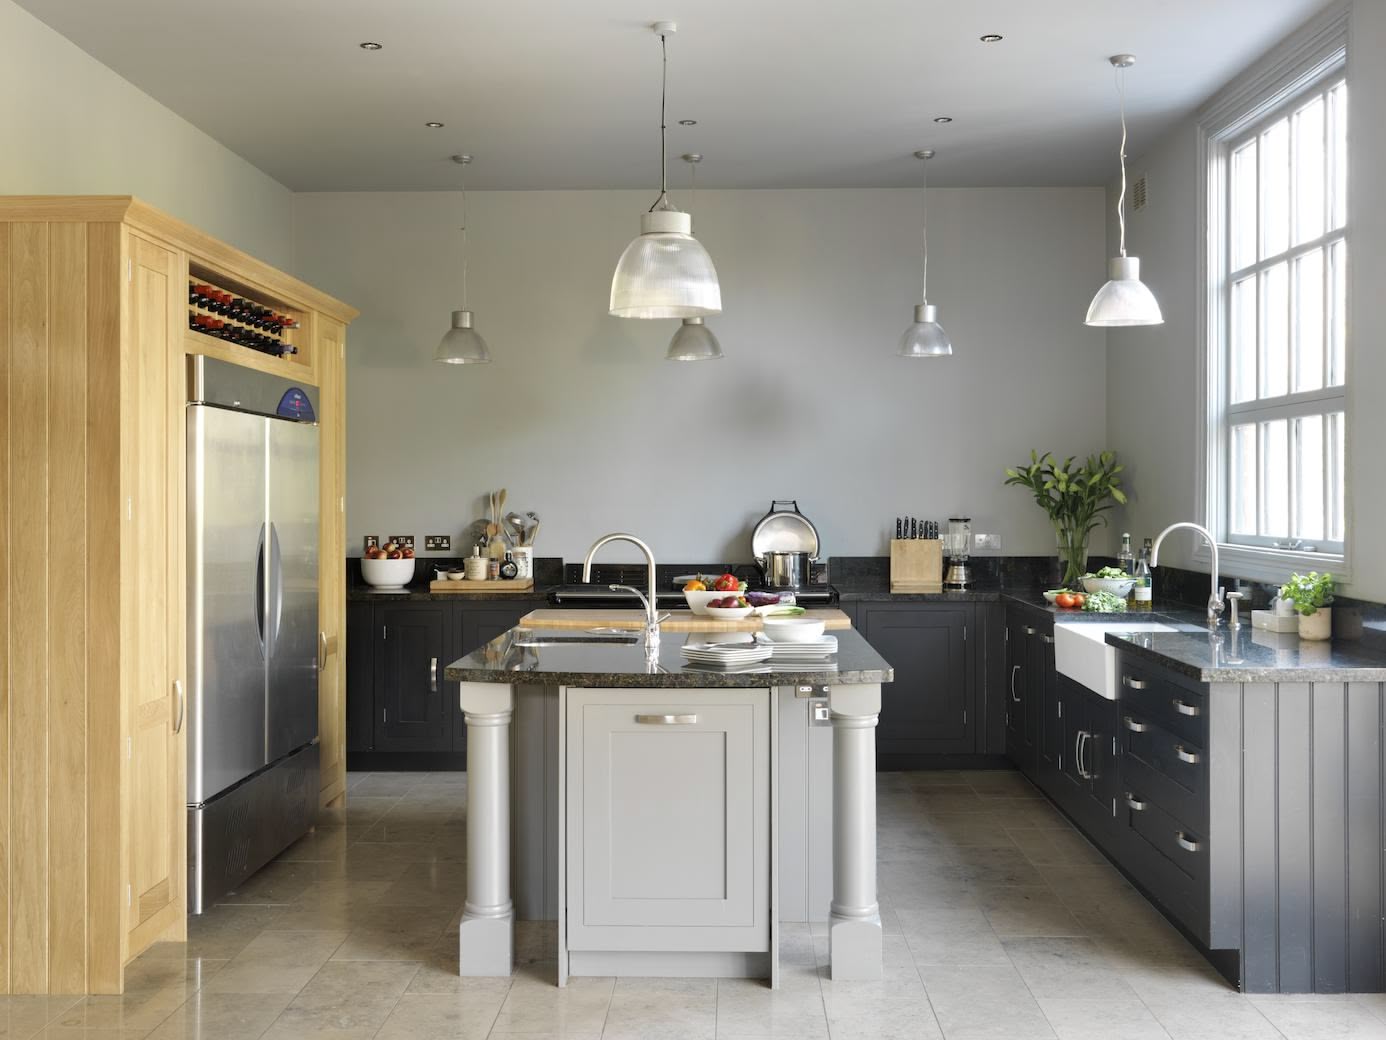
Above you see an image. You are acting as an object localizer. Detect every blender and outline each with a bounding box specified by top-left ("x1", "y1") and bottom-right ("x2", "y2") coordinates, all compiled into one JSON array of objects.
[{"x1": 943, "y1": 517, "x2": 973, "y2": 589}]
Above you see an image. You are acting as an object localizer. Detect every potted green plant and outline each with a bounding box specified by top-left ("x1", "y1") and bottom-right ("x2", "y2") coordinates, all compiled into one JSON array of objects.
[
  {"x1": 1280, "y1": 571, "x2": 1335, "y2": 641},
  {"x1": 1004, "y1": 450, "x2": 1128, "y2": 585}
]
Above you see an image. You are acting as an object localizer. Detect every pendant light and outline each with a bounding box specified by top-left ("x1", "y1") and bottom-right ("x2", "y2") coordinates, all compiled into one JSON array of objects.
[
  {"x1": 898, "y1": 150, "x2": 953, "y2": 358},
  {"x1": 667, "y1": 153, "x2": 723, "y2": 360},
  {"x1": 434, "y1": 154, "x2": 492, "y2": 364},
  {"x1": 610, "y1": 22, "x2": 722, "y2": 319},
  {"x1": 1085, "y1": 55, "x2": 1163, "y2": 327}
]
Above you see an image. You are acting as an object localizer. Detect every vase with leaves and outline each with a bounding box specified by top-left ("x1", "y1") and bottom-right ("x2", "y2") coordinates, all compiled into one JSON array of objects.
[{"x1": 1004, "y1": 450, "x2": 1128, "y2": 586}]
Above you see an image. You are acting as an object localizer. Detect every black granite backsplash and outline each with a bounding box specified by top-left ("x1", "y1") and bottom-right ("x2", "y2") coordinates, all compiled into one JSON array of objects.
[
  {"x1": 829, "y1": 554, "x2": 1090, "y2": 591},
  {"x1": 347, "y1": 555, "x2": 565, "y2": 591},
  {"x1": 562, "y1": 561, "x2": 829, "y2": 590}
]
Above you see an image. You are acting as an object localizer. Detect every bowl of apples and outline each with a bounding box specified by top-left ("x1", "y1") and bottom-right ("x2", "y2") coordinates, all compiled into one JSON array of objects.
[
  {"x1": 361, "y1": 541, "x2": 416, "y2": 589},
  {"x1": 703, "y1": 596, "x2": 755, "y2": 620},
  {"x1": 683, "y1": 574, "x2": 749, "y2": 615}
]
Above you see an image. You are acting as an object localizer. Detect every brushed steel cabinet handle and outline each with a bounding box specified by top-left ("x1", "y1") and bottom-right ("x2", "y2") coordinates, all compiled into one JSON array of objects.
[
  {"x1": 1174, "y1": 744, "x2": 1200, "y2": 765},
  {"x1": 1125, "y1": 792, "x2": 1147, "y2": 811},
  {"x1": 635, "y1": 714, "x2": 698, "y2": 725},
  {"x1": 319, "y1": 631, "x2": 329, "y2": 671},
  {"x1": 1024, "y1": 626, "x2": 1037, "y2": 636},
  {"x1": 1041, "y1": 634, "x2": 1054, "y2": 644},
  {"x1": 173, "y1": 679, "x2": 185, "y2": 735},
  {"x1": 1076, "y1": 731, "x2": 1093, "y2": 780},
  {"x1": 1123, "y1": 676, "x2": 1148, "y2": 690},
  {"x1": 430, "y1": 656, "x2": 438, "y2": 693},
  {"x1": 1010, "y1": 665, "x2": 1021, "y2": 702},
  {"x1": 1176, "y1": 831, "x2": 1202, "y2": 853},
  {"x1": 1173, "y1": 698, "x2": 1200, "y2": 716},
  {"x1": 1123, "y1": 715, "x2": 1148, "y2": 733}
]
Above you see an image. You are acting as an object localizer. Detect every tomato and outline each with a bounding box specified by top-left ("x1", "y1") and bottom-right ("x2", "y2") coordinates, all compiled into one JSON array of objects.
[
  {"x1": 1072, "y1": 593, "x2": 1086, "y2": 608},
  {"x1": 1055, "y1": 593, "x2": 1077, "y2": 609},
  {"x1": 714, "y1": 573, "x2": 741, "y2": 592}
]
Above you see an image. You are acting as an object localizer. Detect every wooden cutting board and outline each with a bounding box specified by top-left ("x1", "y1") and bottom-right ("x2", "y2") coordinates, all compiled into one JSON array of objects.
[
  {"x1": 517, "y1": 607, "x2": 852, "y2": 632},
  {"x1": 429, "y1": 578, "x2": 535, "y2": 594}
]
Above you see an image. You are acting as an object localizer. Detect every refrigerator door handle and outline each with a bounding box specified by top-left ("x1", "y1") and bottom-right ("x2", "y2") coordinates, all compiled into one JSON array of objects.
[
  {"x1": 255, "y1": 522, "x2": 267, "y2": 658},
  {"x1": 267, "y1": 521, "x2": 285, "y2": 658}
]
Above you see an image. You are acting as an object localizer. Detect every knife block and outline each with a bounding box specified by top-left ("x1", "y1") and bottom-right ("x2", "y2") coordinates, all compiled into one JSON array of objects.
[{"x1": 890, "y1": 539, "x2": 943, "y2": 593}]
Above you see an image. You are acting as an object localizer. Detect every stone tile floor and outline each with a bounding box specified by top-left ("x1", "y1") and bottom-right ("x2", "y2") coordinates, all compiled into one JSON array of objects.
[{"x1": 9, "y1": 769, "x2": 1386, "y2": 1038}]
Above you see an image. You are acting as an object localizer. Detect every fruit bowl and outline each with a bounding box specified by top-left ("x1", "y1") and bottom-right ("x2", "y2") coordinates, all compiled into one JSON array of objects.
[
  {"x1": 1081, "y1": 576, "x2": 1136, "y2": 597},
  {"x1": 704, "y1": 604, "x2": 755, "y2": 620},
  {"x1": 361, "y1": 557, "x2": 416, "y2": 589},
  {"x1": 760, "y1": 616, "x2": 827, "y2": 642},
  {"x1": 684, "y1": 588, "x2": 747, "y2": 615}
]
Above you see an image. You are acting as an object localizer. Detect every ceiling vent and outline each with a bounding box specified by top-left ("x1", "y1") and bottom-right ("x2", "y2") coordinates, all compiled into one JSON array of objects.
[{"x1": 1131, "y1": 173, "x2": 1149, "y2": 212}]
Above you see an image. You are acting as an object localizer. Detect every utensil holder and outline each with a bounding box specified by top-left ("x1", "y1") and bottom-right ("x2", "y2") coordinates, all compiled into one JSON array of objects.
[{"x1": 890, "y1": 539, "x2": 943, "y2": 593}]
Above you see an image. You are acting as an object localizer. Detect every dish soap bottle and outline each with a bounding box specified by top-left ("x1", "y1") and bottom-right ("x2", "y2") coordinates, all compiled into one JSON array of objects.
[{"x1": 498, "y1": 551, "x2": 519, "y2": 581}]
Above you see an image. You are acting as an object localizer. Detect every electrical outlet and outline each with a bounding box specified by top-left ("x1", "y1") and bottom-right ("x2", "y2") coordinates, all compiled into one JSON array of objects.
[
  {"x1": 424, "y1": 535, "x2": 451, "y2": 552},
  {"x1": 388, "y1": 535, "x2": 415, "y2": 551},
  {"x1": 363, "y1": 535, "x2": 379, "y2": 553},
  {"x1": 974, "y1": 532, "x2": 1001, "y2": 551}
]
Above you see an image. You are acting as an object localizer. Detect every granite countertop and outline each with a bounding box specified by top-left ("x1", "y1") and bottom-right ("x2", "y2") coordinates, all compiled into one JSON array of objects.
[
  {"x1": 443, "y1": 626, "x2": 893, "y2": 689},
  {"x1": 1108, "y1": 625, "x2": 1386, "y2": 683},
  {"x1": 348, "y1": 584, "x2": 555, "y2": 603}
]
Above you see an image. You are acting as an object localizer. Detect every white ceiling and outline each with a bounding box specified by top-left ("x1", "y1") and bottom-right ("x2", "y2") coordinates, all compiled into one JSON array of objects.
[{"x1": 20, "y1": 0, "x2": 1331, "y2": 191}]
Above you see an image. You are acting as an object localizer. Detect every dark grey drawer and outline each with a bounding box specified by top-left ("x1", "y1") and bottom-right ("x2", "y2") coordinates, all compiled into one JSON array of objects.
[
  {"x1": 1119, "y1": 710, "x2": 1207, "y2": 830},
  {"x1": 1119, "y1": 791, "x2": 1209, "y2": 943},
  {"x1": 1117, "y1": 661, "x2": 1206, "y2": 745}
]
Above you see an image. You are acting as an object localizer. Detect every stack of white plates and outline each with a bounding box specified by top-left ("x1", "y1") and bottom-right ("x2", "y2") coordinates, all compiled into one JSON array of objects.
[
  {"x1": 681, "y1": 641, "x2": 774, "y2": 667},
  {"x1": 755, "y1": 634, "x2": 838, "y2": 659}
]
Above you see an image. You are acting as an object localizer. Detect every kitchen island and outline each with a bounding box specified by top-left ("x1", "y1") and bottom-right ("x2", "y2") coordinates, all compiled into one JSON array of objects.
[{"x1": 443, "y1": 619, "x2": 893, "y2": 985}]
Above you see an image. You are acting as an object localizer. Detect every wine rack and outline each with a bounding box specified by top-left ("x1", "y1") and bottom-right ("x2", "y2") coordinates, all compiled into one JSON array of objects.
[{"x1": 187, "y1": 274, "x2": 302, "y2": 360}]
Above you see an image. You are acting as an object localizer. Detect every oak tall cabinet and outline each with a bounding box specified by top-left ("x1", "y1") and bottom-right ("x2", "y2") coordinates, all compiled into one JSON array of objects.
[{"x1": 0, "y1": 197, "x2": 356, "y2": 994}]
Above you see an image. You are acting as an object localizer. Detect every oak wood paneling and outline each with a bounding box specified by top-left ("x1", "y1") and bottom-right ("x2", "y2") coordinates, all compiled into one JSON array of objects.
[{"x1": 0, "y1": 221, "x2": 11, "y2": 993}]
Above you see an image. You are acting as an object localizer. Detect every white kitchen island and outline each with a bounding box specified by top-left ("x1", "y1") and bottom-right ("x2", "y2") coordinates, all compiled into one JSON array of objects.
[{"x1": 443, "y1": 621, "x2": 894, "y2": 986}]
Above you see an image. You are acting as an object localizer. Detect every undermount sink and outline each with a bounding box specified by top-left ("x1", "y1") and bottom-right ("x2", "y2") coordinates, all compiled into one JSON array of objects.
[
  {"x1": 1054, "y1": 622, "x2": 1178, "y2": 700},
  {"x1": 513, "y1": 632, "x2": 640, "y2": 648}
]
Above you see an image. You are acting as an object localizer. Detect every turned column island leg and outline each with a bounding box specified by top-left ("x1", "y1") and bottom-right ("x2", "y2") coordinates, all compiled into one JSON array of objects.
[
  {"x1": 458, "y1": 683, "x2": 515, "y2": 976},
  {"x1": 828, "y1": 683, "x2": 883, "y2": 980}
]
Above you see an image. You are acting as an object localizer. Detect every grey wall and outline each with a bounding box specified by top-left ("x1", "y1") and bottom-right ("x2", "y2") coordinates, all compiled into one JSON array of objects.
[
  {"x1": 0, "y1": 0, "x2": 294, "y2": 268},
  {"x1": 291, "y1": 187, "x2": 1112, "y2": 563},
  {"x1": 1107, "y1": 1, "x2": 1385, "y2": 601}
]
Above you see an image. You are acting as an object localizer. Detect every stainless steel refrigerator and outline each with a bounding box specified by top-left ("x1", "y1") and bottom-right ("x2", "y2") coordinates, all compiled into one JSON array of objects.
[{"x1": 186, "y1": 356, "x2": 321, "y2": 914}]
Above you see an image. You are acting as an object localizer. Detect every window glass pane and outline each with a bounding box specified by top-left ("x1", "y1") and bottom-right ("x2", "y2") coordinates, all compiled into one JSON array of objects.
[
  {"x1": 1293, "y1": 414, "x2": 1325, "y2": 542},
  {"x1": 1230, "y1": 275, "x2": 1257, "y2": 404},
  {"x1": 1261, "y1": 419, "x2": 1289, "y2": 539},
  {"x1": 1329, "y1": 238, "x2": 1346, "y2": 386},
  {"x1": 1293, "y1": 95, "x2": 1326, "y2": 245},
  {"x1": 1260, "y1": 262, "x2": 1289, "y2": 399},
  {"x1": 1230, "y1": 141, "x2": 1258, "y2": 271},
  {"x1": 1329, "y1": 410, "x2": 1345, "y2": 542},
  {"x1": 1261, "y1": 118, "x2": 1290, "y2": 259},
  {"x1": 1330, "y1": 81, "x2": 1347, "y2": 231},
  {"x1": 1293, "y1": 248, "x2": 1324, "y2": 393},
  {"x1": 1229, "y1": 423, "x2": 1257, "y2": 536}
]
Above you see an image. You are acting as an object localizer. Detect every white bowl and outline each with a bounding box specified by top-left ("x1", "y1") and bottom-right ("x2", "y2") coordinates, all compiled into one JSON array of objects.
[
  {"x1": 684, "y1": 588, "x2": 747, "y2": 616},
  {"x1": 1043, "y1": 590, "x2": 1067, "y2": 604},
  {"x1": 704, "y1": 604, "x2": 755, "y2": 620},
  {"x1": 1082, "y1": 576, "x2": 1136, "y2": 597},
  {"x1": 760, "y1": 616, "x2": 827, "y2": 642},
  {"x1": 445, "y1": 569, "x2": 466, "y2": 581},
  {"x1": 361, "y1": 557, "x2": 416, "y2": 589}
]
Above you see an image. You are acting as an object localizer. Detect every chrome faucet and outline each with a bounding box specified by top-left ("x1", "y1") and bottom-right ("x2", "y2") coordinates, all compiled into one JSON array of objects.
[
  {"x1": 581, "y1": 532, "x2": 669, "y2": 648},
  {"x1": 1150, "y1": 522, "x2": 1225, "y2": 625}
]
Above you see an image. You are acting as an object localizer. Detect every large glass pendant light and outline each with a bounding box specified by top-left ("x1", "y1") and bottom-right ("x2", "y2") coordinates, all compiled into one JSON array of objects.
[
  {"x1": 1085, "y1": 55, "x2": 1163, "y2": 327},
  {"x1": 434, "y1": 154, "x2": 492, "y2": 364},
  {"x1": 667, "y1": 153, "x2": 723, "y2": 360},
  {"x1": 898, "y1": 149, "x2": 953, "y2": 358},
  {"x1": 610, "y1": 22, "x2": 722, "y2": 319}
]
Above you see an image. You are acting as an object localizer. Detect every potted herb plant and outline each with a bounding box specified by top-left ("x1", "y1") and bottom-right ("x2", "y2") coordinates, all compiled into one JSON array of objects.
[
  {"x1": 1280, "y1": 571, "x2": 1335, "y2": 641},
  {"x1": 1004, "y1": 450, "x2": 1128, "y2": 585}
]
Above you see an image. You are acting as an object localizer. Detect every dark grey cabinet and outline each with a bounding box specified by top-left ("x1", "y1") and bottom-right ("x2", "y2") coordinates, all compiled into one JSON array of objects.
[
  {"x1": 1053, "y1": 674, "x2": 1119, "y2": 840},
  {"x1": 375, "y1": 604, "x2": 451, "y2": 752},
  {"x1": 859, "y1": 603, "x2": 974, "y2": 763},
  {"x1": 1003, "y1": 605, "x2": 1049, "y2": 777}
]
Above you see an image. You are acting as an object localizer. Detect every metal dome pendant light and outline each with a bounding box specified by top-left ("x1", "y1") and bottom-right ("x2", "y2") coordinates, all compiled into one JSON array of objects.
[
  {"x1": 898, "y1": 149, "x2": 953, "y2": 358},
  {"x1": 667, "y1": 153, "x2": 724, "y2": 360},
  {"x1": 610, "y1": 22, "x2": 722, "y2": 319},
  {"x1": 434, "y1": 154, "x2": 492, "y2": 364},
  {"x1": 1085, "y1": 54, "x2": 1163, "y2": 327}
]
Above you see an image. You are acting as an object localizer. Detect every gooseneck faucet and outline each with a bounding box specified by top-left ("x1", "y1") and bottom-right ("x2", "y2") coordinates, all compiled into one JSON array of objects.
[
  {"x1": 581, "y1": 532, "x2": 669, "y2": 648},
  {"x1": 1150, "y1": 522, "x2": 1224, "y2": 625}
]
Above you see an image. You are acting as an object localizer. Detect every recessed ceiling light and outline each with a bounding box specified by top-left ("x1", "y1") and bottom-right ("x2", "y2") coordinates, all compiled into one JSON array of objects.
[
  {"x1": 933, "y1": 116, "x2": 953, "y2": 123},
  {"x1": 425, "y1": 121, "x2": 445, "y2": 128},
  {"x1": 359, "y1": 41, "x2": 383, "y2": 50},
  {"x1": 980, "y1": 33, "x2": 1003, "y2": 43},
  {"x1": 678, "y1": 119, "x2": 698, "y2": 126}
]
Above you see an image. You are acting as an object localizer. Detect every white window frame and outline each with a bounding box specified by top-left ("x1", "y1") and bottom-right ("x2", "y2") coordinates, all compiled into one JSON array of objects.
[{"x1": 1195, "y1": 4, "x2": 1351, "y2": 583}]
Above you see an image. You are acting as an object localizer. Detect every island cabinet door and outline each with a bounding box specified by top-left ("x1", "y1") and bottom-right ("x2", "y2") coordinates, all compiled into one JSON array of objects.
[
  {"x1": 861, "y1": 604, "x2": 973, "y2": 760},
  {"x1": 566, "y1": 689, "x2": 770, "y2": 952},
  {"x1": 374, "y1": 604, "x2": 451, "y2": 751}
]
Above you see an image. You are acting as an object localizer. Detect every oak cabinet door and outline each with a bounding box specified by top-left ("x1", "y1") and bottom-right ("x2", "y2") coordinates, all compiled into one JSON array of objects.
[{"x1": 566, "y1": 689, "x2": 770, "y2": 952}]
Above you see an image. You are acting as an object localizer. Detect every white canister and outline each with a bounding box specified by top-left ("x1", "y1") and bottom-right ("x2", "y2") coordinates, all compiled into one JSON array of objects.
[
  {"x1": 510, "y1": 546, "x2": 534, "y2": 581},
  {"x1": 1298, "y1": 608, "x2": 1332, "y2": 641},
  {"x1": 463, "y1": 553, "x2": 490, "y2": 581}
]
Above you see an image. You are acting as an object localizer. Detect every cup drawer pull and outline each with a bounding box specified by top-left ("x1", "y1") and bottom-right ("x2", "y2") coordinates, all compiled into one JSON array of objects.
[
  {"x1": 635, "y1": 714, "x2": 697, "y2": 725},
  {"x1": 1174, "y1": 744, "x2": 1200, "y2": 765},
  {"x1": 1122, "y1": 676, "x2": 1148, "y2": 690},
  {"x1": 1173, "y1": 698, "x2": 1200, "y2": 716},
  {"x1": 1125, "y1": 792, "x2": 1147, "y2": 811},
  {"x1": 1123, "y1": 715, "x2": 1148, "y2": 733},
  {"x1": 1176, "y1": 831, "x2": 1202, "y2": 853}
]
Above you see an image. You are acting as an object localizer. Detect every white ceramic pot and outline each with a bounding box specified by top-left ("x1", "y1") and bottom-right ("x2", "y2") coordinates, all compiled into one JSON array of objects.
[
  {"x1": 1298, "y1": 608, "x2": 1332, "y2": 641},
  {"x1": 361, "y1": 557, "x2": 416, "y2": 589}
]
